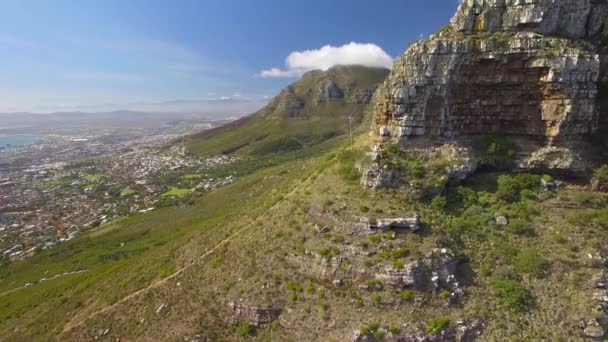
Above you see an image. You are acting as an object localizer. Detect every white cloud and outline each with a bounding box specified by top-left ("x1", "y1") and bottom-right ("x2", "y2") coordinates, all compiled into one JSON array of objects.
[{"x1": 259, "y1": 42, "x2": 393, "y2": 78}]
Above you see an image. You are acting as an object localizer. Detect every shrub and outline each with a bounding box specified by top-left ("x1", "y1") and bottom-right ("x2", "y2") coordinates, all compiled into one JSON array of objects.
[
  {"x1": 210, "y1": 256, "x2": 223, "y2": 268},
  {"x1": 236, "y1": 323, "x2": 252, "y2": 337},
  {"x1": 366, "y1": 278, "x2": 382, "y2": 288},
  {"x1": 440, "y1": 290, "x2": 450, "y2": 300},
  {"x1": 457, "y1": 186, "x2": 478, "y2": 208},
  {"x1": 573, "y1": 192, "x2": 604, "y2": 207},
  {"x1": 593, "y1": 165, "x2": 608, "y2": 190},
  {"x1": 305, "y1": 282, "x2": 315, "y2": 294},
  {"x1": 392, "y1": 247, "x2": 410, "y2": 259},
  {"x1": 427, "y1": 316, "x2": 450, "y2": 335},
  {"x1": 489, "y1": 277, "x2": 532, "y2": 311},
  {"x1": 285, "y1": 280, "x2": 303, "y2": 293},
  {"x1": 513, "y1": 249, "x2": 549, "y2": 277},
  {"x1": 431, "y1": 196, "x2": 447, "y2": 212},
  {"x1": 360, "y1": 322, "x2": 381, "y2": 336},
  {"x1": 368, "y1": 235, "x2": 382, "y2": 244},
  {"x1": 597, "y1": 208, "x2": 608, "y2": 229},
  {"x1": 393, "y1": 261, "x2": 405, "y2": 269},
  {"x1": 520, "y1": 189, "x2": 537, "y2": 201},
  {"x1": 371, "y1": 293, "x2": 382, "y2": 304},
  {"x1": 401, "y1": 290, "x2": 414, "y2": 301},
  {"x1": 568, "y1": 209, "x2": 599, "y2": 227},
  {"x1": 507, "y1": 219, "x2": 535, "y2": 236},
  {"x1": 337, "y1": 149, "x2": 363, "y2": 182},
  {"x1": 388, "y1": 324, "x2": 401, "y2": 334},
  {"x1": 496, "y1": 174, "x2": 541, "y2": 203},
  {"x1": 359, "y1": 204, "x2": 370, "y2": 213}
]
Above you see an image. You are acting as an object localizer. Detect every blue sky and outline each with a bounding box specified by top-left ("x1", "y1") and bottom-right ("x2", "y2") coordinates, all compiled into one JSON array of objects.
[{"x1": 0, "y1": 0, "x2": 458, "y2": 113}]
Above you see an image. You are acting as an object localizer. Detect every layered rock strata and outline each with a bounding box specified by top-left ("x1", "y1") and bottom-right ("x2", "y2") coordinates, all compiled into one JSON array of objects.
[{"x1": 372, "y1": 0, "x2": 607, "y2": 144}]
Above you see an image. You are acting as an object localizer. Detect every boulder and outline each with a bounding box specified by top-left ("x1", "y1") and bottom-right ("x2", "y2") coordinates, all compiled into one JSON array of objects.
[
  {"x1": 370, "y1": 216, "x2": 420, "y2": 232},
  {"x1": 495, "y1": 216, "x2": 508, "y2": 226},
  {"x1": 155, "y1": 303, "x2": 168, "y2": 317}
]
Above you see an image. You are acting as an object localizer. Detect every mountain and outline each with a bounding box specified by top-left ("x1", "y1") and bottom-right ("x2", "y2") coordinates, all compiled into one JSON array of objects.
[
  {"x1": 4, "y1": 3, "x2": 608, "y2": 342},
  {"x1": 186, "y1": 65, "x2": 390, "y2": 157}
]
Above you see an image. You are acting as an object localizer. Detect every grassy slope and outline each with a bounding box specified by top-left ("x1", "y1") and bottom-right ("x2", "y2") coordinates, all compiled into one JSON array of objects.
[
  {"x1": 0, "y1": 159, "x2": 311, "y2": 341},
  {"x1": 2, "y1": 132, "x2": 607, "y2": 340},
  {"x1": 40, "y1": 139, "x2": 607, "y2": 341}
]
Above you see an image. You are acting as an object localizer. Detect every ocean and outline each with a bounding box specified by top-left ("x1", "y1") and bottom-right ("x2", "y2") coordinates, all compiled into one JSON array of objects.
[{"x1": 0, "y1": 135, "x2": 41, "y2": 148}]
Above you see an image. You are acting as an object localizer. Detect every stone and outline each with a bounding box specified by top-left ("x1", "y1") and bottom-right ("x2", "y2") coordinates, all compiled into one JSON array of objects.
[
  {"x1": 227, "y1": 301, "x2": 281, "y2": 327},
  {"x1": 155, "y1": 303, "x2": 168, "y2": 317},
  {"x1": 495, "y1": 216, "x2": 508, "y2": 226},
  {"x1": 315, "y1": 225, "x2": 330, "y2": 234},
  {"x1": 332, "y1": 279, "x2": 343, "y2": 287},
  {"x1": 361, "y1": 165, "x2": 399, "y2": 189},
  {"x1": 541, "y1": 178, "x2": 561, "y2": 192},
  {"x1": 369, "y1": 216, "x2": 420, "y2": 232},
  {"x1": 455, "y1": 320, "x2": 485, "y2": 342},
  {"x1": 378, "y1": 248, "x2": 462, "y2": 292},
  {"x1": 353, "y1": 320, "x2": 484, "y2": 342},
  {"x1": 582, "y1": 319, "x2": 605, "y2": 339}
]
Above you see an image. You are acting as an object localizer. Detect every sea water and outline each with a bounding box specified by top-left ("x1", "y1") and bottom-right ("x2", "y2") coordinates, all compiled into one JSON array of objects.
[{"x1": 0, "y1": 135, "x2": 40, "y2": 148}]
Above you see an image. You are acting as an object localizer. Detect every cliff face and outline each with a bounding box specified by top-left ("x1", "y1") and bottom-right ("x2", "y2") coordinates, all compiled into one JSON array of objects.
[{"x1": 372, "y1": 0, "x2": 608, "y2": 144}]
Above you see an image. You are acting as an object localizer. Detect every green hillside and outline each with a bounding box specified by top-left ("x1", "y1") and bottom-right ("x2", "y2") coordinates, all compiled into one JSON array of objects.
[{"x1": 186, "y1": 65, "x2": 390, "y2": 158}]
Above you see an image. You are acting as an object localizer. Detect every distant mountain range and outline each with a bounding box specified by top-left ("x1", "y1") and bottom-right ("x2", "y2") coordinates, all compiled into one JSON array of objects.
[{"x1": 0, "y1": 98, "x2": 270, "y2": 131}]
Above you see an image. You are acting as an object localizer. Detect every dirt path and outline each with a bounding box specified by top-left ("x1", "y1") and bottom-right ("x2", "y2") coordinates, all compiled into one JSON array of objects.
[{"x1": 61, "y1": 176, "x2": 306, "y2": 335}]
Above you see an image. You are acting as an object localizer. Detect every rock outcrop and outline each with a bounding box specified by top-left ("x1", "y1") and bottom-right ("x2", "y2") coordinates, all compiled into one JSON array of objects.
[
  {"x1": 370, "y1": 0, "x2": 607, "y2": 173},
  {"x1": 364, "y1": 0, "x2": 608, "y2": 188},
  {"x1": 352, "y1": 319, "x2": 484, "y2": 342},
  {"x1": 378, "y1": 248, "x2": 464, "y2": 293},
  {"x1": 227, "y1": 301, "x2": 281, "y2": 326}
]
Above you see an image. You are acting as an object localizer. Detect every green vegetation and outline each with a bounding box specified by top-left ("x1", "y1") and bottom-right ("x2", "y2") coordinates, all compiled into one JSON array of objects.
[
  {"x1": 513, "y1": 249, "x2": 548, "y2": 278},
  {"x1": 83, "y1": 173, "x2": 104, "y2": 182},
  {"x1": 285, "y1": 280, "x2": 303, "y2": 302},
  {"x1": 42, "y1": 180, "x2": 66, "y2": 189},
  {"x1": 472, "y1": 136, "x2": 518, "y2": 168},
  {"x1": 427, "y1": 316, "x2": 450, "y2": 335},
  {"x1": 120, "y1": 188, "x2": 136, "y2": 197},
  {"x1": 235, "y1": 323, "x2": 252, "y2": 337},
  {"x1": 160, "y1": 188, "x2": 192, "y2": 197},
  {"x1": 180, "y1": 174, "x2": 202, "y2": 180},
  {"x1": 489, "y1": 276, "x2": 532, "y2": 311},
  {"x1": 401, "y1": 290, "x2": 414, "y2": 301},
  {"x1": 593, "y1": 165, "x2": 608, "y2": 189},
  {"x1": 360, "y1": 322, "x2": 381, "y2": 337}
]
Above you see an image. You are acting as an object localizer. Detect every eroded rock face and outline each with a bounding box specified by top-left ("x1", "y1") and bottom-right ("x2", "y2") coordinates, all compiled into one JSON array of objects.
[
  {"x1": 373, "y1": 32, "x2": 601, "y2": 142},
  {"x1": 275, "y1": 86, "x2": 305, "y2": 118},
  {"x1": 315, "y1": 80, "x2": 344, "y2": 103},
  {"x1": 368, "y1": 0, "x2": 607, "y2": 182}
]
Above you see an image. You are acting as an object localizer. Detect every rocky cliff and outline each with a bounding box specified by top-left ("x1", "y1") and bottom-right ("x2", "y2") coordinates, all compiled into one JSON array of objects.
[{"x1": 372, "y1": 0, "x2": 608, "y2": 145}]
